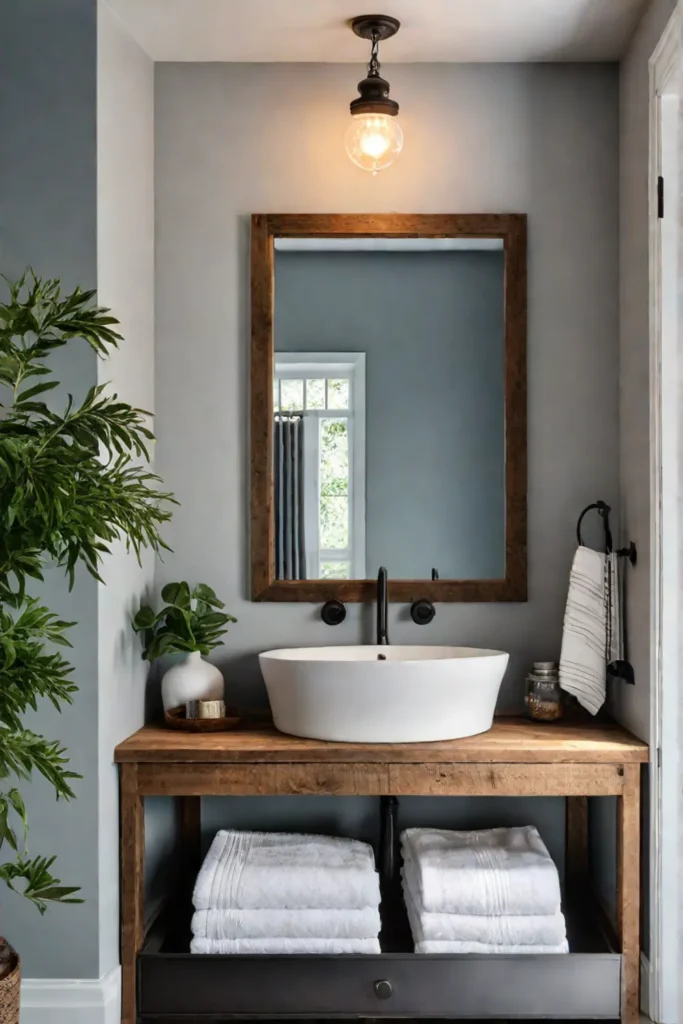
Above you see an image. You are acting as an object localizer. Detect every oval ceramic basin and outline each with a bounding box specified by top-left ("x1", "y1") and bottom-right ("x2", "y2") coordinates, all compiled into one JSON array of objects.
[{"x1": 259, "y1": 646, "x2": 509, "y2": 744}]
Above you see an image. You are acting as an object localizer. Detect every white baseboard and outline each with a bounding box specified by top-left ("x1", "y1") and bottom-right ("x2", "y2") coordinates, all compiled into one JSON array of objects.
[{"x1": 21, "y1": 966, "x2": 120, "y2": 1024}]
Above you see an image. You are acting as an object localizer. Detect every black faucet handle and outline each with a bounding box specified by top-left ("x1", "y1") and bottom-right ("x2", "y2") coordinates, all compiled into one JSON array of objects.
[
  {"x1": 410, "y1": 598, "x2": 436, "y2": 625},
  {"x1": 321, "y1": 600, "x2": 346, "y2": 626}
]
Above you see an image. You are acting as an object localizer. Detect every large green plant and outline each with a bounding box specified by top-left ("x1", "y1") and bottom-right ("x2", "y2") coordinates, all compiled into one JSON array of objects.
[{"x1": 0, "y1": 272, "x2": 174, "y2": 912}]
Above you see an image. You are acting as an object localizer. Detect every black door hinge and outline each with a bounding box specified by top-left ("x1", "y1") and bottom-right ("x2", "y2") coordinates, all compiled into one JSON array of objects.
[{"x1": 658, "y1": 175, "x2": 664, "y2": 219}]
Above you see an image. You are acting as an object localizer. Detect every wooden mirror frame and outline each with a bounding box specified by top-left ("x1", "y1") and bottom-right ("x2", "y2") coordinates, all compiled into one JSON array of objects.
[{"x1": 251, "y1": 213, "x2": 527, "y2": 603}]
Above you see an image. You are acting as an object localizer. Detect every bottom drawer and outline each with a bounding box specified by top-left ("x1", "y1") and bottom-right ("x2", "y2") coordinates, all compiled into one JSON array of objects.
[{"x1": 139, "y1": 950, "x2": 621, "y2": 1019}]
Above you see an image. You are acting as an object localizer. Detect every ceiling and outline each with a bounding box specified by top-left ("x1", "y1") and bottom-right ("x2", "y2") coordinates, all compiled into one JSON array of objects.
[{"x1": 107, "y1": 0, "x2": 648, "y2": 63}]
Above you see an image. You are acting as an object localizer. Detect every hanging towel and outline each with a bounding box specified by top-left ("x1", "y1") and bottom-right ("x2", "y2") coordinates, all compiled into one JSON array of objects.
[
  {"x1": 401, "y1": 827, "x2": 562, "y2": 917},
  {"x1": 191, "y1": 906, "x2": 381, "y2": 941},
  {"x1": 193, "y1": 830, "x2": 380, "y2": 911},
  {"x1": 190, "y1": 936, "x2": 381, "y2": 955},
  {"x1": 401, "y1": 865, "x2": 566, "y2": 946},
  {"x1": 559, "y1": 545, "x2": 611, "y2": 714}
]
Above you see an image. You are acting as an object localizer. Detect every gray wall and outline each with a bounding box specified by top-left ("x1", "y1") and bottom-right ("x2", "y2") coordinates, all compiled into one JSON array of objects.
[
  {"x1": 155, "y1": 59, "x2": 619, "y2": 709},
  {"x1": 97, "y1": 0, "x2": 170, "y2": 979},
  {"x1": 275, "y1": 250, "x2": 505, "y2": 579},
  {"x1": 0, "y1": 0, "x2": 101, "y2": 978},
  {"x1": 155, "y1": 62, "x2": 619, "y2": 869}
]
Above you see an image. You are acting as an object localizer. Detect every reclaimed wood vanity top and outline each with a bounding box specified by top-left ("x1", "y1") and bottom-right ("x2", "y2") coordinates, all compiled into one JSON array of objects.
[{"x1": 115, "y1": 714, "x2": 648, "y2": 765}]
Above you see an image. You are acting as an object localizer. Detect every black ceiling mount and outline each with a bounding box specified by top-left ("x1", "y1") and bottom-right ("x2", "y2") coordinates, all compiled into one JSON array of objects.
[
  {"x1": 349, "y1": 14, "x2": 400, "y2": 118},
  {"x1": 350, "y1": 15, "x2": 401, "y2": 41}
]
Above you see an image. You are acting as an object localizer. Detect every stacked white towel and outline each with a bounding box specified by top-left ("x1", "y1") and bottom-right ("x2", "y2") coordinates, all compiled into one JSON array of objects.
[
  {"x1": 401, "y1": 826, "x2": 568, "y2": 954},
  {"x1": 191, "y1": 830, "x2": 382, "y2": 954}
]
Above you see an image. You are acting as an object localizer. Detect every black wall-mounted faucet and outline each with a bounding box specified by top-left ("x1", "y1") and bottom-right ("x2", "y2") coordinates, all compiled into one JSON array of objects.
[{"x1": 377, "y1": 566, "x2": 389, "y2": 645}]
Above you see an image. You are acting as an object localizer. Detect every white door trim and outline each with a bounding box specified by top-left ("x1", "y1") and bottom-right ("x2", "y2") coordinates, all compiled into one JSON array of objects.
[
  {"x1": 648, "y1": 9, "x2": 680, "y2": 1023},
  {"x1": 20, "y1": 966, "x2": 121, "y2": 1024}
]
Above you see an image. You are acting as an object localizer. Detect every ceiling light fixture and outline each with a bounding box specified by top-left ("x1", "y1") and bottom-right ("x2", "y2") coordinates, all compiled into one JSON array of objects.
[{"x1": 345, "y1": 15, "x2": 403, "y2": 174}]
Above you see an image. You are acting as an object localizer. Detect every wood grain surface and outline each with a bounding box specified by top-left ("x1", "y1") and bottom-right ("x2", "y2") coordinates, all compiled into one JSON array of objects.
[
  {"x1": 120, "y1": 763, "x2": 144, "y2": 1024},
  {"x1": 617, "y1": 763, "x2": 641, "y2": 1024},
  {"x1": 115, "y1": 715, "x2": 649, "y2": 765},
  {"x1": 135, "y1": 760, "x2": 628, "y2": 798}
]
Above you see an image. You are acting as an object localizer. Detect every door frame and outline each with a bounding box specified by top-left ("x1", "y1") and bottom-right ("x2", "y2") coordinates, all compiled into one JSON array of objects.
[{"x1": 647, "y1": 9, "x2": 680, "y2": 1022}]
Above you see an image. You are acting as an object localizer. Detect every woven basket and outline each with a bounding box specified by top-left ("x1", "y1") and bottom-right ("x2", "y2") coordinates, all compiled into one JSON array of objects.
[{"x1": 0, "y1": 945, "x2": 20, "y2": 1024}]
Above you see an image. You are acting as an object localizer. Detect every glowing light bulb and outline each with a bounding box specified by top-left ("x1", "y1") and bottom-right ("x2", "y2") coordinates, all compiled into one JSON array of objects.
[{"x1": 345, "y1": 114, "x2": 403, "y2": 174}]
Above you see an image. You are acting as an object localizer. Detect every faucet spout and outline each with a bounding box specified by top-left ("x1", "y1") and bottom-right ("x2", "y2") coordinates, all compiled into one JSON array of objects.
[{"x1": 377, "y1": 566, "x2": 389, "y2": 646}]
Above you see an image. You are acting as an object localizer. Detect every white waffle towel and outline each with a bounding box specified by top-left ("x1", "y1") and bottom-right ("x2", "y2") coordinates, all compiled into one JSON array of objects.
[
  {"x1": 190, "y1": 936, "x2": 381, "y2": 954},
  {"x1": 193, "y1": 830, "x2": 380, "y2": 911},
  {"x1": 401, "y1": 863, "x2": 566, "y2": 945},
  {"x1": 401, "y1": 827, "x2": 562, "y2": 917},
  {"x1": 413, "y1": 939, "x2": 568, "y2": 954},
  {"x1": 191, "y1": 906, "x2": 381, "y2": 940}
]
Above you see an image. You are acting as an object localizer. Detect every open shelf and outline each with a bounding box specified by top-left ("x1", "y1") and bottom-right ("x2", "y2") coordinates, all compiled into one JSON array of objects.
[{"x1": 137, "y1": 887, "x2": 621, "y2": 1021}]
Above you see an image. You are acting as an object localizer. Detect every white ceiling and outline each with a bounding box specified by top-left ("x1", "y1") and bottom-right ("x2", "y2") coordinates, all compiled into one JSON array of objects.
[{"x1": 107, "y1": 0, "x2": 648, "y2": 63}]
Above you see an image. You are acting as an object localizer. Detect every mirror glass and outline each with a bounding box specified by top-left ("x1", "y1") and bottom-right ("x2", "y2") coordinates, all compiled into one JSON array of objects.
[{"x1": 272, "y1": 237, "x2": 506, "y2": 582}]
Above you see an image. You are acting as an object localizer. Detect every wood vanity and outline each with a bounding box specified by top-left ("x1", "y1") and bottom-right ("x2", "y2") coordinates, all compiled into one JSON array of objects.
[{"x1": 116, "y1": 714, "x2": 647, "y2": 1024}]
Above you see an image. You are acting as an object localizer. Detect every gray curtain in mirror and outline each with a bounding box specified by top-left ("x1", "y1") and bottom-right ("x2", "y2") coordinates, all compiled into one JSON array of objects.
[{"x1": 274, "y1": 415, "x2": 307, "y2": 580}]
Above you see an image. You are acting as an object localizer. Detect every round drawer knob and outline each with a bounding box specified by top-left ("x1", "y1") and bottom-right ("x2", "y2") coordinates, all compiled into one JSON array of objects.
[{"x1": 374, "y1": 979, "x2": 393, "y2": 1000}]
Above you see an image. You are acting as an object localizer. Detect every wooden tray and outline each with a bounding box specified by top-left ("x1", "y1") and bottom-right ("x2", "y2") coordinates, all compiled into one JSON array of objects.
[{"x1": 164, "y1": 706, "x2": 240, "y2": 732}]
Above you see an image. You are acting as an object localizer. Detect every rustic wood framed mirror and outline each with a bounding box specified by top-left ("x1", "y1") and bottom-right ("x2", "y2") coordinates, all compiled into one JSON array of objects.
[{"x1": 251, "y1": 213, "x2": 526, "y2": 602}]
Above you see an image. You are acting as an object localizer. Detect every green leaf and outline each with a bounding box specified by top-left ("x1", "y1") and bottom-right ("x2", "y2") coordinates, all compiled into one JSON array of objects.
[
  {"x1": 6, "y1": 789, "x2": 28, "y2": 846},
  {"x1": 0, "y1": 802, "x2": 19, "y2": 852},
  {"x1": 15, "y1": 381, "x2": 59, "y2": 404},
  {"x1": 160, "y1": 581, "x2": 191, "y2": 609},
  {"x1": 193, "y1": 583, "x2": 224, "y2": 608},
  {"x1": 144, "y1": 632, "x2": 177, "y2": 662},
  {"x1": 132, "y1": 605, "x2": 156, "y2": 631}
]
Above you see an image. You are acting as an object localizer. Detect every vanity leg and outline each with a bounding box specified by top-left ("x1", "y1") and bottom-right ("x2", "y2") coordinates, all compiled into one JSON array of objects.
[
  {"x1": 179, "y1": 796, "x2": 202, "y2": 881},
  {"x1": 120, "y1": 763, "x2": 144, "y2": 1024},
  {"x1": 565, "y1": 795, "x2": 589, "y2": 902},
  {"x1": 617, "y1": 764, "x2": 641, "y2": 1024}
]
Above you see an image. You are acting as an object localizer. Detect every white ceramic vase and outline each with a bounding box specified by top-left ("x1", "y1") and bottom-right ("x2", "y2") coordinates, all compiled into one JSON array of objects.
[{"x1": 161, "y1": 650, "x2": 224, "y2": 712}]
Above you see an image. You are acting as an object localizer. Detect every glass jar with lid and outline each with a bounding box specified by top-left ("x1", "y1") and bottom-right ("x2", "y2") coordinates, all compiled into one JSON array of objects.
[{"x1": 525, "y1": 662, "x2": 563, "y2": 722}]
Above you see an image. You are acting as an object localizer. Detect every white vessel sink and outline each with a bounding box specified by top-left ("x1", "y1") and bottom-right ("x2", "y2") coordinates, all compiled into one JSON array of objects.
[{"x1": 259, "y1": 646, "x2": 509, "y2": 744}]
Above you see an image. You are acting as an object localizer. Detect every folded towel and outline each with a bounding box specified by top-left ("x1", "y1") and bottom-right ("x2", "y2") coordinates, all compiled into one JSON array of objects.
[
  {"x1": 191, "y1": 906, "x2": 381, "y2": 940},
  {"x1": 402, "y1": 866, "x2": 566, "y2": 946},
  {"x1": 190, "y1": 936, "x2": 381, "y2": 955},
  {"x1": 401, "y1": 826, "x2": 561, "y2": 916},
  {"x1": 413, "y1": 939, "x2": 569, "y2": 954},
  {"x1": 193, "y1": 830, "x2": 380, "y2": 911},
  {"x1": 559, "y1": 546, "x2": 608, "y2": 715}
]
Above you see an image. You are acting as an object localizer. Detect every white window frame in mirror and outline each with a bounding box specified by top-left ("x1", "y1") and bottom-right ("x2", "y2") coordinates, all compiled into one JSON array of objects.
[{"x1": 274, "y1": 352, "x2": 366, "y2": 580}]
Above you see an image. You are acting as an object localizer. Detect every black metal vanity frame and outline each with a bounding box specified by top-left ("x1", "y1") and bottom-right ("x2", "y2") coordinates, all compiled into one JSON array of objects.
[{"x1": 117, "y1": 716, "x2": 646, "y2": 1024}]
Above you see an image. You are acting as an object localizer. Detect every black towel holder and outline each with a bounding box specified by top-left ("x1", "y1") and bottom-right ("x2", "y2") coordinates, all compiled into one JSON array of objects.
[{"x1": 576, "y1": 500, "x2": 637, "y2": 566}]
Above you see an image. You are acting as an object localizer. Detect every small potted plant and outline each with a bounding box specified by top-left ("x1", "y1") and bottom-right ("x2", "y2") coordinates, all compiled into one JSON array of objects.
[{"x1": 133, "y1": 582, "x2": 236, "y2": 711}]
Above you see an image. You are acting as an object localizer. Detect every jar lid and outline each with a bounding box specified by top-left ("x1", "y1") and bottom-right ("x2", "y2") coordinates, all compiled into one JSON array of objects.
[{"x1": 532, "y1": 661, "x2": 558, "y2": 673}]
